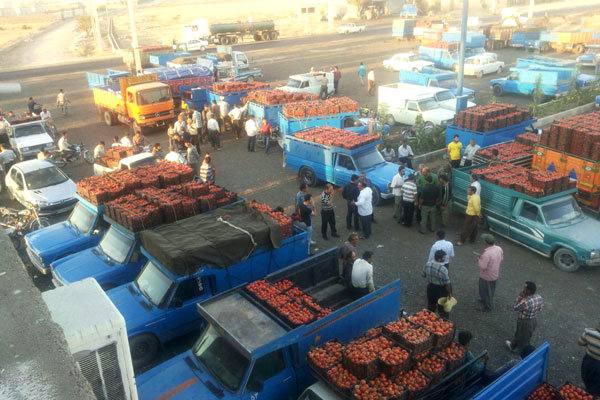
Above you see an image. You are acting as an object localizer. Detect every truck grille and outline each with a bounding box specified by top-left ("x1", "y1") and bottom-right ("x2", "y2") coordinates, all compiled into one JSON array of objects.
[
  {"x1": 142, "y1": 110, "x2": 172, "y2": 119},
  {"x1": 76, "y1": 342, "x2": 127, "y2": 400}
]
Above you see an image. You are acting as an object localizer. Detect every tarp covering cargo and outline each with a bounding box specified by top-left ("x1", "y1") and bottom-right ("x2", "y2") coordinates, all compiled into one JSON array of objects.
[{"x1": 140, "y1": 202, "x2": 283, "y2": 274}]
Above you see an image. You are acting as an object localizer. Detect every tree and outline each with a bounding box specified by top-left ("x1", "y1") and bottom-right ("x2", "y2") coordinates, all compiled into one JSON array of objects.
[
  {"x1": 75, "y1": 16, "x2": 93, "y2": 37},
  {"x1": 530, "y1": 74, "x2": 544, "y2": 116}
]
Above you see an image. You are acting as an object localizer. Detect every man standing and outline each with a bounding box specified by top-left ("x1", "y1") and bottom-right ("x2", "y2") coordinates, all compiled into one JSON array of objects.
[
  {"x1": 357, "y1": 62, "x2": 366, "y2": 86},
  {"x1": 40, "y1": 108, "x2": 52, "y2": 122},
  {"x1": 259, "y1": 118, "x2": 272, "y2": 154},
  {"x1": 228, "y1": 104, "x2": 243, "y2": 140},
  {"x1": 351, "y1": 251, "x2": 375, "y2": 297},
  {"x1": 428, "y1": 230, "x2": 454, "y2": 269},
  {"x1": 401, "y1": 174, "x2": 418, "y2": 227},
  {"x1": 319, "y1": 74, "x2": 329, "y2": 100},
  {"x1": 245, "y1": 116, "x2": 258, "y2": 152},
  {"x1": 397, "y1": 139, "x2": 414, "y2": 168},
  {"x1": 354, "y1": 182, "x2": 373, "y2": 239},
  {"x1": 338, "y1": 233, "x2": 359, "y2": 285},
  {"x1": 578, "y1": 323, "x2": 600, "y2": 396},
  {"x1": 333, "y1": 66, "x2": 342, "y2": 94},
  {"x1": 299, "y1": 193, "x2": 316, "y2": 253},
  {"x1": 458, "y1": 186, "x2": 481, "y2": 245},
  {"x1": 206, "y1": 115, "x2": 221, "y2": 150},
  {"x1": 320, "y1": 184, "x2": 339, "y2": 240},
  {"x1": 389, "y1": 165, "x2": 405, "y2": 222},
  {"x1": 470, "y1": 174, "x2": 482, "y2": 196},
  {"x1": 367, "y1": 69, "x2": 375, "y2": 95},
  {"x1": 0, "y1": 144, "x2": 16, "y2": 167},
  {"x1": 423, "y1": 249, "x2": 452, "y2": 318},
  {"x1": 295, "y1": 183, "x2": 309, "y2": 214},
  {"x1": 174, "y1": 113, "x2": 187, "y2": 137},
  {"x1": 419, "y1": 175, "x2": 439, "y2": 234},
  {"x1": 463, "y1": 139, "x2": 480, "y2": 166},
  {"x1": 185, "y1": 141, "x2": 201, "y2": 176},
  {"x1": 217, "y1": 96, "x2": 229, "y2": 131},
  {"x1": 477, "y1": 234, "x2": 503, "y2": 312},
  {"x1": 447, "y1": 134, "x2": 463, "y2": 168},
  {"x1": 342, "y1": 174, "x2": 361, "y2": 230},
  {"x1": 506, "y1": 281, "x2": 544, "y2": 353},
  {"x1": 438, "y1": 174, "x2": 451, "y2": 228}
]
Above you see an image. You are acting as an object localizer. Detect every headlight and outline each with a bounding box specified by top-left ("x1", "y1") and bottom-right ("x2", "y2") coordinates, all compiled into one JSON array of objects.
[
  {"x1": 44, "y1": 143, "x2": 54, "y2": 149},
  {"x1": 590, "y1": 250, "x2": 600, "y2": 259},
  {"x1": 22, "y1": 146, "x2": 30, "y2": 152},
  {"x1": 36, "y1": 200, "x2": 49, "y2": 207},
  {"x1": 139, "y1": 115, "x2": 146, "y2": 120}
]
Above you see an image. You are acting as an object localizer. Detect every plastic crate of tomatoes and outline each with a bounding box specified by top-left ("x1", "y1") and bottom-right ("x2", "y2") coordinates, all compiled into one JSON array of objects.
[
  {"x1": 108, "y1": 169, "x2": 142, "y2": 194},
  {"x1": 516, "y1": 132, "x2": 541, "y2": 146},
  {"x1": 379, "y1": 346, "x2": 411, "y2": 377},
  {"x1": 383, "y1": 318, "x2": 414, "y2": 342},
  {"x1": 77, "y1": 175, "x2": 126, "y2": 205},
  {"x1": 453, "y1": 103, "x2": 530, "y2": 132},
  {"x1": 155, "y1": 160, "x2": 195, "y2": 186},
  {"x1": 211, "y1": 81, "x2": 269, "y2": 94},
  {"x1": 394, "y1": 369, "x2": 431, "y2": 400},
  {"x1": 326, "y1": 364, "x2": 358, "y2": 396},
  {"x1": 295, "y1": 127, "x2": 379, "y2": 150},
  {"x1": 416, "y1": 354, "x2": 447, "y2": 383},
  {"x1": 245, "y1": 89, "x2": 317, "y2": 105},
  {"x1": 282, "y1": 97, "x2": 358, "y2": 119},
  {"x1": 436, "y1": 342, "x2": 466, "y2": 371},
  {"x1": 353, "y1": 374, "x2": 408, "y2": 400},
  {"x1": 477, "y1": 142, "x2": 533, "y2": 163},
  {"x1": 527, "y1": 382, "x2": 561, "y2": 400},
  {"x1": 308, "y1": 340, "x2": 344, "y2": 375},
  {"x1": 558, "y1": 383, "x2": 595, "y2": 400},
  {"x1": 100, "y1": 146, "x2": 134, "y2": 168},
  {"x1": 408, "y1": 309, "x2": 455, "y2": 350},
  {"x1": 136, "y1": 186, "x2": 198, "y2": 223},
  {"x1": 105, "y1": 194, "x2": 163, "y2": 232},
  {"x1": 248, "y1": 200, "x2": 293, "y2": 238},
  {"x1": 343, "y1": 336, "x2": 393, "y2": 380}
]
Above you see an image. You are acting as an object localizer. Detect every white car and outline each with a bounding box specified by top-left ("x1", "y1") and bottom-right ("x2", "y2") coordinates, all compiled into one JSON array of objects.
[
  {"x1": 383, "y1": 53, "x2": 433, "y2": 72},
  {"x1": 7, "y1": 118, "x2": 56, "y2": 161},
  {"x1": 337, "y1": 23, "x2": 366, "y2": 34},
  {"x1": 463, "y1": 54, "x2": 505, "y2": 78},
  {"x1": 278, "y1": 72, "x2": 335, "y2": 98},
  {"x1": 5, "y1": 160, "x2": 77, "y2": 215},
  {"x1": 179, "y1": 38, "x2": 209, "y2": 52}
]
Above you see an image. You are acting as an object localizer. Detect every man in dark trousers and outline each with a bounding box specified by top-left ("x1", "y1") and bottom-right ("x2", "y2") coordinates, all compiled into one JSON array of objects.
[
  {"x1": 577, "y1": 323, "x2": 600, "y2": 396},
  {"x1": 506, "y1": 281, "x2": 544, "y2": 353},
  {"x1": 423, "y1": 249, "x2": 452, "y2": 318},
  {"x1": 342, "y1": 174, "x2": 360, "y2": 230},
  {"x1": 338, "y1": 233, "x2": 359, "y2": 285},
  {"x1": 332, "y1": 66, "x2": 342, "y2": 94},
  {"x1": 419, "y1": 175, "x2": 440, "y2": 234}
]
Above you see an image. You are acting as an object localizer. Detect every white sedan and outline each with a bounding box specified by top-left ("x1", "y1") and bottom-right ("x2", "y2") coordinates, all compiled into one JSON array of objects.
[
  {"x1": 5, "y1": 160, "x2": 77, "y2": 215},
  {"x1": 462, "y1": 54, "x2": 505, "y2": 78},
  {"x1": 383, "y1": 52, "x2": 433, "y2": 72},
  {"x1": 337, "y1": 23, "x2": 366, "y2": 34}
]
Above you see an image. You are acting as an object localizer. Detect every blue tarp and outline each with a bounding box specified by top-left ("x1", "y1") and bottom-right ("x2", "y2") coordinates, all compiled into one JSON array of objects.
[{"x1": 142, "y1": 66, "x2": 212, "y2": 81}]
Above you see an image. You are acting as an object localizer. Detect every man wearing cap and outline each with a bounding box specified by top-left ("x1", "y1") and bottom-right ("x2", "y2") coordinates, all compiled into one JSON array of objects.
[
  {"x1": 477, "y1": 234, "x2": 503, "y2": 312},
  {"x1": 423, "y1": 249, "x2": 452, "y2": 318},
  {"x1": 578, "y1": 323, "x2": 600, "y2": 396}
]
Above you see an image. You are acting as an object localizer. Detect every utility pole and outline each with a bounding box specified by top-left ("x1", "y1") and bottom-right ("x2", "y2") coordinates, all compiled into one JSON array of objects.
[
  {"x1": 127, "y1": 0, "x2": 142, "y2": 75},
  {"x1": 528, "y1": 0, "x2": 534, "y2": 19},
  {"x1": 327, "y1": 0, "x2": 334, "y2": 30},
  {"x1": 90, "y1": 0, "x2": 103, "y2": 52},
  {"x1": 456, "y1": 0, "x2": 468, "y2": 111}
]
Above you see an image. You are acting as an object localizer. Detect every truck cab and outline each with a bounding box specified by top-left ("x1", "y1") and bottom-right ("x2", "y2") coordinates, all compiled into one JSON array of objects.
[
  {"x1": 6, "y1": 117, "x2": 56, "y2": 161},
  {"x1": 453, "y1": 166, "x2": 600, "y2": 272},
  {"x1": 51, "y1": 221, "x2": 145, "y2": 289},
  {"x1": 93, "y1": 152, "x2": 157, "y2": 176},
  {"x1": 490, "y1": 67, "x2": 572, "y2": 97},
  {"x1": 25, "y1": 195, "x2": 106, "y2": 274},
  {"x1": 400, "y1": 68, "x2": 476, "y2": 100},
  {"x1": 278, "y1": 72, "x2": 335, "y2": 97}
]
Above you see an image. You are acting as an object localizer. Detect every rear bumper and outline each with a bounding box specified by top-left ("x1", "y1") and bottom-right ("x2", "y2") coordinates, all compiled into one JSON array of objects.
[{"x1": 26, "y1": 246, "x2": 49, "y2": 274}]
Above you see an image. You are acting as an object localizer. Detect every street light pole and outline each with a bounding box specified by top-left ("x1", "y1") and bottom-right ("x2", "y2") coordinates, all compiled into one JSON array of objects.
[
  {"x1": 456, "y1": 0, "x2": 468, "y2": 99},
  {"x1": 528, "y1": 0, "x2": 534, "y2": 19},
  {"x1": 90, "y1": 0, "x2": 103, "y2": 52},
  {"x1": 127, "y1": 0, "x2": 142, "y2": 74}
]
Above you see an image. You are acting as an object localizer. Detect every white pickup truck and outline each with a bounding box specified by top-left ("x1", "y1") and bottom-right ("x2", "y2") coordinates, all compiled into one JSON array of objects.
[
  {"x1": 378, "y1": 83, "x2": 456, "y2": 130},
  {"x1": 278, "y1": 71, "x2": 335, "y2": 97},
  {"x1": 337, "y1": 23, "x2": 366, "y2": 34},
  {"x1": 93, "y1": 152, "x2": 157, "y2": 176},
  {"x1": 5, "y1": 117, "x2": 56, "y2": 161}
]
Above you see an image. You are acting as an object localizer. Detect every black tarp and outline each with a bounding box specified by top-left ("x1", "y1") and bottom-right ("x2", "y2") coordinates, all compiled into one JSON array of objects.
[{"x1": 140, "y1": 203, "x2": 283, "y2": 275}]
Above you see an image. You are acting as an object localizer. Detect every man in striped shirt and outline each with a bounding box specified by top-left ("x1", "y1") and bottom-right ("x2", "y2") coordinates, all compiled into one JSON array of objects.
[
  {"x1": 506, "y1": 281, "x2": 543, "y2": 353},
  {"x1": 578, "y1": 323, "x2": 600, "y2": 395},
  {"x1": 401, "y1": 174, "x2": 418, "y2": 227}
]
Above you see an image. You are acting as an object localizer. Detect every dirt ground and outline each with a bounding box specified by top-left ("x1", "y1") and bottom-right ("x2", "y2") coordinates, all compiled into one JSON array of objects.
[{"x1": 0, "y1": 15, "x2": 58, "y2": 50}]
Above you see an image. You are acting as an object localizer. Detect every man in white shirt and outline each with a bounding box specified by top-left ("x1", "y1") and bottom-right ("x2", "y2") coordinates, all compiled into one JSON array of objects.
[
  {"x1": 428, "y1": 230, "x2": 455, "y2": 268},
  {"x1": 56, "y1": 89, "x2": 67, "y2": 107},
  {"x1": 228, "y1": 104, "x2": 243, "y2": 140},
  {"x1": 173, "y1": 114, "x2": 186, "y2": 136},
  {"x1": 206, "y1": 116, "x2": 221, "y2": 150},
  {"x1": 351, "y1": 251, "x2": 375, "y2": 297},
  {"x1": 120, "y1": 133, "x2": 133, "y2": 147},
  {"x1": 389, "y1": 165, "x2": 405, "y2": 222},
  {"x1": 39, "y1": 108, "x2": 52, "y2": 122},
  {"x1": 245, "y1": 116, "x2": 258, "y2": 152},
  {"x1": 471, "y1": 174, "x2": 482, "y2": 196},
  {"x1": 381, "y1": 144, "x2": 396, "y2": 162},
  {"x1": 463, "y1": 139, "x2": 480, "y2": 166},
  {"x1": 354, "y1": 181, "x2": 373, "y2": 239},
  {"x1": 397, "y1": 139, "x2": 414, "y2": 168},
  {"x1": 164, "y1": 146, "x2": 186, "y2": 164},
  {"x1": 93, "y1": 141, "x2": 106, "y2": 161},
  {"x1": 367, "y1": 70, "x2": 375, "y2": 95},
  {"x1": 217, "y1": 96, "x2": 229, "y2": 126},
  {"x1": 57, "y1": 131, "x2": 74, "y2": 160}
]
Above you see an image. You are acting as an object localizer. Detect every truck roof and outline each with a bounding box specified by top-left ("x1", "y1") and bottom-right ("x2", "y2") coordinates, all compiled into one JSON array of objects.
[{"x1": 289, "y1": 72, "x2": 333, "y2": 81}]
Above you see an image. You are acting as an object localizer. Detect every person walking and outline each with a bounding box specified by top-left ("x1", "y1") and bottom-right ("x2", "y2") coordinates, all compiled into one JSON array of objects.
[
  {"x1": 447, "y1": 134, "x2": 463, "y2": 168},
  {"x1": 333, "y1": 66, "x2": 342, "y2": 94},
  {"x1": 245, "y1": 116, "x2": 258, "y2": 152},
  {"x1": 463, "y1": 138, "x2": 480, "y2": 166},
  {"x1": 419, "y1": 175, "x2": 440, "y2": 234},
  {"x1": 458, "y1": 186, "x2": 481, "y2": 245},
  {"x1": 577, "y1": 323, "x2": 600, "y2": 396},
  {"x1": 185, "y1": 141, "x2": 201, "y2": 176},
  {"x1": 477, "y1": 234, "x2": 503, "y2": 312},
  {"x1": 438, "y1": 174, "x2": 451, "y2": 228},
  {"x1": 206, "y1": 115, "x2": 221, "y2": 150},
  {"x1": 351, "y1": 251, "x2": 375, "y2": 297},
  {"x1": 401, "y1": 174, "x2": 418, "y2": 227},
  {"x1": 320, "y1": 184, "x2": 339, "y2": 240},
  {"x1": 354, "y1": 182, "x2": 373, "y2": 239},
  {"x1": 342, "y1": 174, "x2": 361, "y2": 230},
  {"x1": 299, "y1": 193, "x2": 316, "y2": 253},
  {"x1": 367, "y1": 69, "x2": 375, "y2": 95},
  {"x1": 389, "y1": 165, "x2": 405, "y2": 222},
  {"x1": 428, "y1": 230, "x2": 454, "y2": 269},
  {"x1": 338, "y1": 233, "x2": 359, "y2": 285},
  {"x1": 295, "y1": 183, "x2": 309, "y2": 214},
  {"x1": 357, "y1": 62, "x2": 366, "y2": 86},
  {"x1": 259, "y1": 117, "x2": 272, "y2": 154},
  {"x1": 397, "y1": 139, "x2": 414, "y2": 168},
  {"x1": 199, "y1": 154, "x2": 215, "y2": 184},
  {"x1": 423, "y1": 249, "x2": 452, "y2": 318},
  {"x1": 228, "y1": 104, "x2": 243, "y2": 140},
  {"x1": 506, "y1": 281, "x2": 544, "y2": 353}
]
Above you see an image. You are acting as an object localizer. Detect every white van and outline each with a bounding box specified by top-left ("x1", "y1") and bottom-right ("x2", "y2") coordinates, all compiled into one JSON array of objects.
[{"x1": 278, "y1": 71, "x2": 335, "y2": 97}]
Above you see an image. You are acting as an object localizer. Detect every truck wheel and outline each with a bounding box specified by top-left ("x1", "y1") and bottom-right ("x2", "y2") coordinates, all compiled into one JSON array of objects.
[
  {"x1": 130, "y1": 334, "x2": 160, "y2": 369},
  {"x1": 218, "y1": 36, "x2": 227, "y2": 45},
  {"x1": 492, "y1": 85, "x2": 503, "y2": 96},
  {"x1": 385, "y1": 114, "x2": 396, "y2": 126},
  {"x1": 269, "y1": 31, "x2": 279, "y2": 40},
  {"x1": 253, "y1": 33, "x2": 262, "y2": 42},
  {"x1": 553, "y1": 248, "x2": 580, "y2": 272},
  {"x1": 371, "y1": 187, "x2": 381, "y2": 207},
  {"x1": 299, "y1": 167, "x2": 317, "y2": 187},
  {"x1": 103, "y1": 110, "x2": 115, "y2": 126}
]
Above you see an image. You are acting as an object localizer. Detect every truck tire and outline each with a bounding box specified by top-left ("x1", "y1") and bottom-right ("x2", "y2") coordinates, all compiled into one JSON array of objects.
[
  {"x1": 130, "y1": 334, "x2": 160, "y2": 369},
  {"x1": 103, "y1": 110, "x2": 116, "y2": 126},
  {"x1": 253, "y1": 33, "x2": 262, "y2": 42},
  {"x1": 218, "y1": 36, "x2": 227, "y2": 45},
  {"x1": 492, "y1": 85, "x2": 503, "y2": 96},
  {"x1": 269, "y1": 31, "x2": 279, "y2": 40},
  {"x1": 553, "y1": 248, "x2": 580, "y2": 272},
  {"x1": 299, "y1": 167, "x2": 317, "y2": 187},
  {"x1": 371, "y1": 187, "x2": 381, "y2": 207}
]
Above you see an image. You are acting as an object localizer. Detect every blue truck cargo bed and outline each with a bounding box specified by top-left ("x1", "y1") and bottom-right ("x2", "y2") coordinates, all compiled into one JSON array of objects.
[
  {"x1": 247, "y1": 101, "x2": 283, "y2": 127},
  {"x1": 445, "y1": 118, "x2": 536, "y2": 147},
  {"x1": 279, "y1": 112, "x2": 366, "y2": 136}
]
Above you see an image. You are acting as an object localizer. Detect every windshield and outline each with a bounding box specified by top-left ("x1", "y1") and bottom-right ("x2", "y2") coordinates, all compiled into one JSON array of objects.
[
  {"x1": 418, "y1": 98, "x2": 439, "y2": 111},
  {"x1": 68, "y1": 203, "x2": 95, "y2": 234},
  {"x1": 542, "y1": 197, "x2": 582, "y2": 225},
  {"x1": 193, "y1": 324, "x2": 250, "y2": 392},
  {"x1": 137, "y1": 87, "x2": 171, "y2": 105},
  {"x1": 135, "y1": 261, "x2": 173, "y2": 306},
  {"x1": 24, "y1": 166, "x2": 68, "y2": 190},
  {"x1": 436, "y1": 91, "x2": 455, "y2": 101},
  {"x1": 437, "y1": 78, "x2": 457, "y2": 89},
  {"x1": 285, "y1": 78, "x2": 302, "y2": 88},
  {"x1": 98, "y1": 226, "x2": 133, "y2": 263},
  {"x1": 355, "y1": 149, "x2": 385, "y2": 170},
  {"x1": 13, "y1": 124, "x2": 46, "y2": 138}
]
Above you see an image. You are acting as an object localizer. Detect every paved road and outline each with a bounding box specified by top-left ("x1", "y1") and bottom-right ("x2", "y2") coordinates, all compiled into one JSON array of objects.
[{"x1": 1, "y1": 19, "x2": 599, "y2": 389}]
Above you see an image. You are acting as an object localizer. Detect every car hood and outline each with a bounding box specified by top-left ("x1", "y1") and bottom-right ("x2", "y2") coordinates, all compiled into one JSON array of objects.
[
  {"x1": 51, "y1": 248, "x2": 111, "y2": 284},
  {"x1": 26, "y1": 180, "x2": 76, "y2": 204},
  {"x1": 107, "y1": 283, "x2": 158, "y2": 332},
  {"x1": 422, "y1": 108, "x2": 455, "y2": 121},
  {"x1": 577, "y1": 54, "x2": 596, "y2": 62},
  {"x1": 551, "y1": 217, "x2": 600, "y2": 251},
  {"x1": 367, "y1": 162, "x2": 410, "y2": 189},
  {"x1": 14, "y1": 134, "x2": 53, "y2": 148},
  {"x1": 490, "y1": 77, "x2": 507, "y2": 85},
  {"x1": 25, "y1": 222, "x2": 79, "y2": 257},
  {"x1": 136, "y1": 353, "x2": 221, "y2": 400}
]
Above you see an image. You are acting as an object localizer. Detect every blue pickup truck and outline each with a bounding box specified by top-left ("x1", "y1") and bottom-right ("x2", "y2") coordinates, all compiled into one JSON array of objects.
[
  {"x1": 399, "y1": 68, "x2": 475, "y2": 99},
  {"x1": 135, "y1": 248, "x2": 403, "y2": 400},
  {"x1": 107, "y1": 204, "x2": 308, "y2": 368},
  {"x1": 284, "y1": 131, "x2": 409, "y2": 206},
  {"x1": 490, "y1": 66, "x2": 576, "y2": 97},
  {"x1": 25, "y1": 195, "x2": 107, "y2": 274}
]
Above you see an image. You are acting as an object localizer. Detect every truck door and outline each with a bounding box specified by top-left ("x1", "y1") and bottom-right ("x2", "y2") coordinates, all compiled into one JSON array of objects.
[
  {"x1": 505, "y1": 72, "x2": 520, "y2": 93},
  {"x1": 401, "y1": 101, "x2": 420, "y2": 125},
  {"x1": 333, "y1": 153, "x2": 357, "y2": 187},
  {"x1": 245, "y1": 349, "x2": 296, "y2": 400},
  {"x1": 509, "y1": 201, "x2": 549, "y2": 253},
  {"x1": 165, "y1": 276, "x2": 205, "y2": 337}
]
